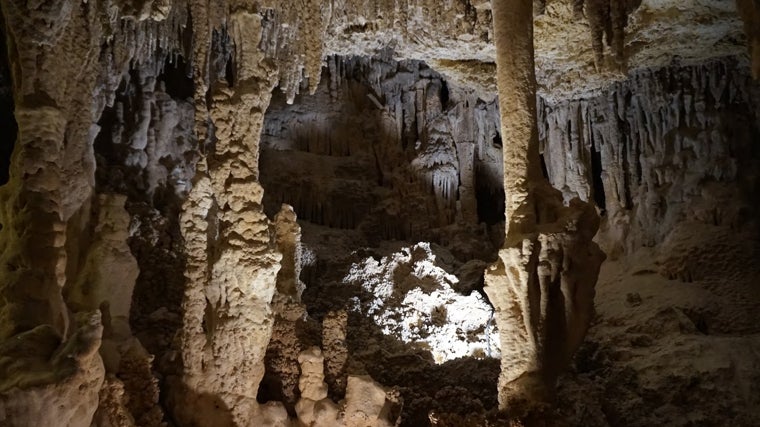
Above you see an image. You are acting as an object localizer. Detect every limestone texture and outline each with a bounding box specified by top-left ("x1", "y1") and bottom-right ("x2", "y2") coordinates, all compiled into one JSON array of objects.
[
  {"x1": 0, "y1": 0, "x2": 758, "y2": 426},
  {"x1": 484, "y1": 0, "x2": 604, "y2": 414}
]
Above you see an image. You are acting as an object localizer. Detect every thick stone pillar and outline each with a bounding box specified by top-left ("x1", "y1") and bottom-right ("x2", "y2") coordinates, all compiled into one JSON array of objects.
[
  {"x1": 485, "y1": 0, "x2": 606, "y2": 416},
  {"x1": 0, "y1": 2, "x2": 107, "y2": 425},
  {"x1": 172, "y1": 9, "x2": 285, "y2": 426}
]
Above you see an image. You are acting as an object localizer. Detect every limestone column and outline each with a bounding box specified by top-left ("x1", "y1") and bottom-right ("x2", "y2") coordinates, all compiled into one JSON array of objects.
[
  {"x1": 491, "y1": 0, "x2": 542, "y2": 241},
  {"x1": 0, "y1": 1, "x2": 107, "y2": 425},
  {"x1": 485, "y1": 0, "x2": 606, "y2": 416},
  {"x1": 173, "y1": 8, "x2": 285, "y2": 426}
]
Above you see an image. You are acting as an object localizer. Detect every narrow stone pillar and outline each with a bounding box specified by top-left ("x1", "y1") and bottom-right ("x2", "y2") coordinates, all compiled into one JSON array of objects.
[
  {"x1": 491, "y1": 0, "x2": 543, "y2": 241},
  {"x1": 0, "y1": 107, "x2": 70, "y2": 338},
  {"x1": 486, "y1": 0, "x2": 606, "y2": 415},
  {"x1": 260, "y1": 204, "x2": 308, "y2": 410}
]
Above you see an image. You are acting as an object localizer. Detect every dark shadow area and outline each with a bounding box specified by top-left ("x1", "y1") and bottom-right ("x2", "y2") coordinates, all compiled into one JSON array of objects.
[
  {"x1": 160, "y1": 55, "x2": 194, "y2": 100},
  {"x1": 0, "y1": 9, "x2": 17, "y2": 186},
  {"x1": 440, "y1": 79, "x2": 450, "y2": 110},
  {"x1": 539, "y1": 152, "x2": 549, "y2": 180},
  {"x1": 257, "y1": 374, "x2": 290, "y2": 409},
  {"x1": 94, "y1": 69, "x2": 145, "y2": 198},
  {"x1": 475, "y1": 164, "x2": 505, "y2": 225},
  {"x1": 260, "y1": 56, "x2": 497, "y2": 243},
  {"x1": 92, "y1": 56, "x2": 197, "y2": 424},
  {"x1": 590, "y1": 136, "x2": 606, "y2": 213},
  {"x1": 93, "y1": 68, "x2": 188, "y2": 347},
  {"x1": 492, "y1": 132, "x2": 502, "y2": 148},
  {"x1": 210, "y1": 28, "x2": 235, "y2": 90},
  {"x1": 256, "y1": 313, "x2": 322, "y2": 416},
  {"x1": 353, "y1": 321, "x2": 500, "y2": 427},
  {"x1": 164, "y1": 387, "x2": 234, "y2": 427}
]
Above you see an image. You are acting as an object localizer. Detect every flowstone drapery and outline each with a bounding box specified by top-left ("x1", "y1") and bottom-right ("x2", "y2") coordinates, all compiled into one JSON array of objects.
[{"x1": 485, "y1": 0, "x2": 605, "y2": 415}]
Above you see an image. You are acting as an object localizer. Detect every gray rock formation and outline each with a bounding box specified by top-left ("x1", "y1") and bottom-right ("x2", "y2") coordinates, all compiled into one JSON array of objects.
[
  {"x1": 0, "y1": 0, "x2": 758, "y2": 426},
  {"x1": 538, "y1": 57, "x2": 760, "y2": 256}
]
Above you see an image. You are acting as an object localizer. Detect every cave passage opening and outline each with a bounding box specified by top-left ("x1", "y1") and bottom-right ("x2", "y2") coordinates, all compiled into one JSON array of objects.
[
  {"x1": 475, "y1": 162, "x2": 506, "y2": 225},
  {"x1": 257, "y1": 54, "x2": 504, "y2": 425}
]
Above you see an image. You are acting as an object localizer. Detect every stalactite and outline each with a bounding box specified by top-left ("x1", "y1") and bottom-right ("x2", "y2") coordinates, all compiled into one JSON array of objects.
[
  {"x1": 538, "y1": 0, "x2": 641, "y2": 71},
  {"x1": 0, "y1": 0, "x2": 753, "y2": 425},
  {"x1": 539, "y1": 58, "x2": 759, "y2": 253}
]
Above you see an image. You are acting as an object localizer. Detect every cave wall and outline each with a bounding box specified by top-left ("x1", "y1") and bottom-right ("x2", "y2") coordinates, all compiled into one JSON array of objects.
[
  {"x1": 539, "y1": 57, "x2": 760, "y2": 255},
  {"x1": 259, "y1": 55, "x2": 505, "y2": 424},
  {"x1": 261, "y1": 54, "x2": 504, "y2": 244},
  {"x1": 0, "y1": 0, "x2": 758, "y2": 426},
  {"x1": 256, "y1": 53, "x2": 760, "y2": 425}
]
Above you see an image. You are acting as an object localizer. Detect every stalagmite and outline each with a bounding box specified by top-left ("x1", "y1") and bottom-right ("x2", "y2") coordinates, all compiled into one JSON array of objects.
[
  {"x1": 0, "y1": 0, "x2": 756, "y2": 425},
  {"x1": 485, "y1": 0, "x2": 605, "y2": 415},
  {"x1": 295, "y1": 347, "x2": 335, "y2": 425},
  {"x1": 260, "y1": 204, "x2": 308, "y2": 410},
  {"x1": 323, "y1": 310, "x2": 349, "y2": 397},
  {"x1": 170, "y1": 8, "x2": 284, "y2": 426}
]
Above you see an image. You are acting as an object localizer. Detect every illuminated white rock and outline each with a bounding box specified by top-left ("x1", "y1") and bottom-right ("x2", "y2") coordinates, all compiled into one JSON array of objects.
[{"x1": 344, "y1": 242, "x2": 500, "y2": 363}]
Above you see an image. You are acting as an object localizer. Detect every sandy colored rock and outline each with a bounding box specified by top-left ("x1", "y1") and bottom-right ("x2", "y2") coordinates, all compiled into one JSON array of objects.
[
  {"x1": 0, "y1": 311, "x2": 105, "y2": 427},
  {"x1": 343, "y1": 375, "x2": 401, "y2": 427},
  {"x1": 487, "y1": 0, "x2": 605, "y2": 413},
  {"x1": 0, "y1": 0, "x2": 757, "y2": 426}
]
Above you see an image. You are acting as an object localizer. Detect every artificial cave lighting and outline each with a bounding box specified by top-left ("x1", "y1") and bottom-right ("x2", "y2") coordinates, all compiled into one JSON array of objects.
[{"x1": 0, "y1": 0, "x2": 759, "y2": 426}]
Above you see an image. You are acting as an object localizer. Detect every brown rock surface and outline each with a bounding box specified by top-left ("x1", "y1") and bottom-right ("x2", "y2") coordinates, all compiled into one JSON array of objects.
[{"x1": 0, "y1": 0, "x2": 757, "y2": 426}]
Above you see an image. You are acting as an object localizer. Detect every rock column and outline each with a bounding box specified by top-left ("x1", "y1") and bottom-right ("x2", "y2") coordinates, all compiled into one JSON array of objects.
[
  {"x1": 485, "y1": 0, "x2": 606, "y2": 415},
  {"x1": 173, "y1": 8, "x2": 285, "y2": 426},
  {"x1": 0, "y1": 2, "x2": 107, "y2": 425}
]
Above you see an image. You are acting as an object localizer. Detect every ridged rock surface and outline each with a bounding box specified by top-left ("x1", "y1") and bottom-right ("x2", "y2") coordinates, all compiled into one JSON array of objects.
[
  {"x1": 0, "y1": 0, "x2": 758, "y2": 426},
  {"x1": 538, "y1": 57, "x2": 760, "y2": 255}
]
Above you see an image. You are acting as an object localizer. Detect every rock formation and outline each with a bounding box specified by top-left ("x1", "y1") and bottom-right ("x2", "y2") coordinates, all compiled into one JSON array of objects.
[
  {"x1": 538, "y1": 57, "x2": 760, "y2": 256},
  {"x1": 0, "y1": 0, "x2": 758, "y2": 426},
  {"x1": 484, "y1": 0, "x2": 605, "y2": 414}
]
